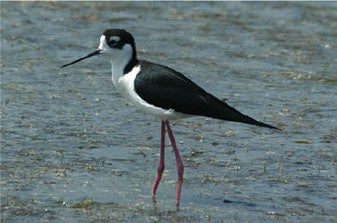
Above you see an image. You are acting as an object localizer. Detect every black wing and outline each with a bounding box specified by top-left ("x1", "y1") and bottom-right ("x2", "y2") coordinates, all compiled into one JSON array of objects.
[{"x1": 134, "y1": 60, "x2": 278, "y2": 129}]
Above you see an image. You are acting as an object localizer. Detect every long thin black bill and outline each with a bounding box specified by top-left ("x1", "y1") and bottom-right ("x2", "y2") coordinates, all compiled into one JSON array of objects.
[{"x1": 61, "y1": 50, "x2": 101, "y2": 68}]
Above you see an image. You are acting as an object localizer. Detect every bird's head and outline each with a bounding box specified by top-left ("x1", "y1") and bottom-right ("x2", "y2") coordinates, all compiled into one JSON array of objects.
[{"x1": 61, "y1": 29, "x2": 138, "y2": 72}]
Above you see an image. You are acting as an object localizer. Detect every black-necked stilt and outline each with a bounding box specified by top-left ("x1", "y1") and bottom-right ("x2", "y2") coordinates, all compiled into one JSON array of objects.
[{"x1": 61, "y1": 29, "x2": 279, "y2": 206}]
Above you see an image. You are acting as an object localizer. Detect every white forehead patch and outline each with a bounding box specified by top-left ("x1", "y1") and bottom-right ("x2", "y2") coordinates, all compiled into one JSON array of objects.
[{"x1": 98, "y1": 35, "x2": 107, "y2": 50}]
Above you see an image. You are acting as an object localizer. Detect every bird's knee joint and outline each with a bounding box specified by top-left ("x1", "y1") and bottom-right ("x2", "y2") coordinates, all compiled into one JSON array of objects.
[
  {"x1": 177, "y1": 164, "x2": 184, "y2": 175},
  {"x1": 157, "y1": 164, "x2": 165, "y2": 173}
]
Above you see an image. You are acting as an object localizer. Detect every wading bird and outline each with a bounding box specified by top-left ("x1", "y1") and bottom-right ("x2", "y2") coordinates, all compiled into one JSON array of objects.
[{"x1": 61, "y1": 29, "x2": 279, "y2": 206}]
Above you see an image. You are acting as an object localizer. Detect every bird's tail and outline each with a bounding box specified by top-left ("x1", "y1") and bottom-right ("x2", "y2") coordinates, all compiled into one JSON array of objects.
[{"x1": 206, "y1": 96, "x2": 279, "y2": 130}]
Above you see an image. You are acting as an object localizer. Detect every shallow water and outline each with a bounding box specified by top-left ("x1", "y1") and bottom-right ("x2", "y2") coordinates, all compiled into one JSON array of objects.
[{"x1": 1, "y1": 2, "x2": 337, "y2": 222}]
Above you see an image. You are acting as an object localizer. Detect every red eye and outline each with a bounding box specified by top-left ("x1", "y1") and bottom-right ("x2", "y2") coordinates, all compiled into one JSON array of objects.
[{"x1": 109, "y1": 40, "x2": 117, "y2": 45}]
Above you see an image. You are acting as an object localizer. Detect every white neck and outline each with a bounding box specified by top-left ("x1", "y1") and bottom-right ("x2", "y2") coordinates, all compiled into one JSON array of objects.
[
  {"x1": 110, "y1": 44, "x2": 133, "y2": 86},
  {"x1": 111, "y1": 60, "x2": 125, "y2": 86}
]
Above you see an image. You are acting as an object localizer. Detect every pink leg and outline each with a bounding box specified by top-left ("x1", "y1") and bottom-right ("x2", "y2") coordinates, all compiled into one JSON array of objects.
[
  {"x1": 165, "y1": 121, "x2": 184, "y2": 206},
  {"x1": 151, "y1": 121, "x2": 166, "y2": 197}
]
